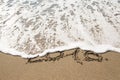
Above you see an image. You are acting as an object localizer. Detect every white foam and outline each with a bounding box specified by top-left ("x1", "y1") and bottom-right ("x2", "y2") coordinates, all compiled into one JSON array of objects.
[
  {"x1": 0, "y1": 42, "x2": 120, "y2": 58},
  {"x1": 0, "y1": 0, "x2": 120, "y2": 58}
]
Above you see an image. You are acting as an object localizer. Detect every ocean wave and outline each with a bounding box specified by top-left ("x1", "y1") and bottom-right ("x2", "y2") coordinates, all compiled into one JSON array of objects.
[{"x1": 0, "y1": 0, "x2": 120, "y2": 58}]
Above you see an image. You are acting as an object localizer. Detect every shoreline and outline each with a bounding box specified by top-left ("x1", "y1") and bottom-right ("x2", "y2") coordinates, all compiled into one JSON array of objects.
[{"x1": 0, "y1": 43, "x2": 120, "y2": 58}]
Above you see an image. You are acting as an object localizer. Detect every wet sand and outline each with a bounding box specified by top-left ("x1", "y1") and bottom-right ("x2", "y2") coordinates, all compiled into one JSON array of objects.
[{"x1": 0, "y1": 51, "x2": 120, "y2": 80}]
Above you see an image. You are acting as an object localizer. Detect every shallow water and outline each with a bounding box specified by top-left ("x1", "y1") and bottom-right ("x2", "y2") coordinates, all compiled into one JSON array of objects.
[{"x1": 0, "y1": 0, "x2": 120, "y2": 58}]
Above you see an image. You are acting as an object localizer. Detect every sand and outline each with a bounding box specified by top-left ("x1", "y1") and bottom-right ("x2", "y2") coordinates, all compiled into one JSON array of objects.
[{"x1": 0, "y1": 50, "x2": 120, "y2": 80}]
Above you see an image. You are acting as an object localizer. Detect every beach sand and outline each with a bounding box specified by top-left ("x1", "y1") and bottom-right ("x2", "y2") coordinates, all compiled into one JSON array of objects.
[{"x1": 0, "y1": 50, "x2": 120, "y2": 80}]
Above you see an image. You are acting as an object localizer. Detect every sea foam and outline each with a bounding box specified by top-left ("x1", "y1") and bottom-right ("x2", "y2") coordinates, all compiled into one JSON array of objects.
[{"x1": 0, "y1": 0, "x2": 120, "y2": 58}]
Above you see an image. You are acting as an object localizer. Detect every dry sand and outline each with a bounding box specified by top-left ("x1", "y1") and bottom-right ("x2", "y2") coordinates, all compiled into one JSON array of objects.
[{"x1": 0, "y1": 50, "x2": 120, "y2": 80}]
